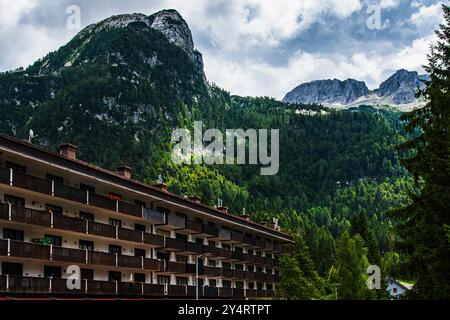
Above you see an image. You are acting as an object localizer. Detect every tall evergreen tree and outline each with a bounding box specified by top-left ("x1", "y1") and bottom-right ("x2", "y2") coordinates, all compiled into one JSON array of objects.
[
  {"x1": 350, "y1": 213, "x2": 381, "y2": 265},
  {"x1": 388, "y1": 4, "x2": 450, "y2": 299}
]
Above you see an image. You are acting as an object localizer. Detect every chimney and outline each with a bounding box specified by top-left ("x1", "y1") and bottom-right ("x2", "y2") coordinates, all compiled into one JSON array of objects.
[
  {"x1": 218, "y1": 206, "x2": 229, "y2": 213},
  {"x1": 117, "y1": 165, "x2": 132, "y2": 179},
  {"x1": 59, "y1": 143, "x2": 77, "y2": 159}
]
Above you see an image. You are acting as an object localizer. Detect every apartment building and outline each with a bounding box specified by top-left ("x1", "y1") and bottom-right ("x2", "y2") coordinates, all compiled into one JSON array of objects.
[{"x1": 0, "y1": 134, "x2": 293, "y2": 299}]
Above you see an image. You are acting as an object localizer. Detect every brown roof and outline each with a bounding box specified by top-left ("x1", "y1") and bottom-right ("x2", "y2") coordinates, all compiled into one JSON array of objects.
[{"x1": 0, "y1": 133, "x2": 294, "y2": 242}]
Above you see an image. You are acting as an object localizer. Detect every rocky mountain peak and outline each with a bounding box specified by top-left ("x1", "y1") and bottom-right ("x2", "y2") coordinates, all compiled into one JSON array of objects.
[{"x1": 376, "y1": 69, "x2": 425, "y2": 104}]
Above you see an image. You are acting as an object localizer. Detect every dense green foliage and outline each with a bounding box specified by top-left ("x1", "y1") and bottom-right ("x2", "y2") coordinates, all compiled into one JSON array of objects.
[{"x1": 388, "y1": 4, "x2": 450, "y2": 299}]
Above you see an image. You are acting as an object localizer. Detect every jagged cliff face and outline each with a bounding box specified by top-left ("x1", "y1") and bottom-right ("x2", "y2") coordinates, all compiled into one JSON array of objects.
[
  {"x1": 283, "y1": 79, "x2": 369, "y2": 105},
  {"x1": 283, "y1": 69, "x2": 428, "y2": 110},
  {"x1": 0, "y1": 9, "x2": 209, "y2": 170}
]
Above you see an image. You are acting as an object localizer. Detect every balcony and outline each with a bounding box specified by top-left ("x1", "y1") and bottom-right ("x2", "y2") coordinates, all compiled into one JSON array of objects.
[
  {"x1": 218, "y1": 248, "x2": 233, "y2": 259},
  {"x1": 256, "y1": 272, "x2": 266, "y2": 282},
  {"x1": 118, "y1": 282, "x2": 143, "y2": 295},
  {"x1": 203, "y1": 245, "x2": 221, "y2": 257},
  {"x1": 144, "y1": 258, "x2": 164, "y2": 271},
  {"x1": 166, "y1": 261, "x2": 186, "y2": 274},
  {"x1": 231, "y1": 232, "x2": 244, "y2": 244},
  {"x1": 88, "y1": 251, "x2": 116, "y2": 267},
  {"x1": 232, "y1": 270, "x2": 245, "y2": 280},
  {"x1": 265, "y1": 274, "x2": 276, "y2": 283},
  {"x1": 244, "y1": 271, "x2": 256, "y2": 281},
  {"x1": 231, "y1": 251, "x2": 244, "y2": 261},
  {"x1": 221, "y1": 269, "x2": 233, "y2": 279},
  {"x1": 219, "y1": 287, "x2": 233, "y2": 298},
  {"x1": 233, "y1": 288, "x2": 245, "y2": 299},
  {"x1": 204, "y1": 286, "x2": 218, "y2": 297},
  {"x1": 257, "y1": 290, "x2": 267, "y2": 298},
  {"x1": 52, "y1": 246, "x2": 87, "y2": 264},
  {"x1": 88, "y1": 221, "x2": 116, "y2": 238},
  {"x1": 54, "y1": 182, "x2": 87, "y2": 204},
  {"x1": 184, "y1": 220, "x2": 203, "y2": 234},
  {"x1": 266, "y1": 290, "x2": 275, "y2": 298},
  {"x1": 218, "y1": 228, "x2": 231, "y2": 241},
  {"x1": 0, "y1": 204, "x2": 51, "y2": 228},
  {"x1": 0, "y1": 167, "x2": 10, "y2": 185},
  {"x1": 9, "y1": 240, "x2": 50, "y2": 260},
  {"x1": 144, "y1": 283, "x2": 165, "y2": 296},
  {"x1": 53, "y1": 215, "x2": 86, "y2": 234},
  {"x1": 0, "y1": 239, "x2": 7, "y2": 255},
  {"x1": 254, "y1": 255, "x2": 266, "y2": 265},
  {"x1": 89, "y1": 193, "x2": 116, "y2": 212},
  {"x1": 202, "y1": 224, "x2": 219, "y2": 238},
  {"x1": 143, "y1": 233, "x2": 164, "y2": 247},
  {"x1": 118, "y1": 228, "x2": 142, "y2": 243},
  {"x1": 7, "y1": 276, "x2": 50, "y2": 294},
  {"x1": 273, "y1": 243, "x2": 282, "y2": 253},
  {"x1": 143, "y1": 208, "x2": 165, "y2": 224},
  {"x1": 12, "y1": 171, "x2": 52, "y2": 195},
  {"x1": 203, "y1": 266, "x2": 221, "y2": 277},
  {"x1": 51, "y1": 278, "x2": 85, "y2": 295},
  {"x1": 246, "y1": 289, "x2": 257, "y2": 298},
  {"x1": 165, "y1": 238, "x2": 186, "y2": 252},
  {"x1": 254, "y1": 238, "x2": 265, "y2": 249},
  {"x1": 186, "y1": 285, "x2": 199, "y2": 298},
  {"x1": 165, "y1": 213, "x2": 186, "y2": 230},
  {"x1": 86, "y1": 280, "x2": 117, "y2": 295},
  {"x1": 168, "y1": 285, "x2": 187, "y2": 297},
  {"x1": 265, "y1": 240, "x2": 274, "y2": 252},
  {"x1": 186, "y1": 242, "x2": 203, "y2": 254},
  {"x1": 118, "y1": 201, "x2": 142, "y2": 218},
  {"x1": 118, "y1": 255, "x2": 142, "y2": 269},
  {"x1": 265, "y1": 257, "x2": 275, "y2": 267},
  {"x1": 243, "y1": 253, "x2": 255, "y2": 264}
]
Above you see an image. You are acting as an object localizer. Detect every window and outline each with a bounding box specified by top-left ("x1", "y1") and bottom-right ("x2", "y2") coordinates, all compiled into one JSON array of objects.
[
  {"x1": 135, "y1": 200, "x2": 146, "y2": 208},
  {"x1": 81, "y1": 269, "x2": 94, "y2": 280},
  {"x1": 208, "y1": 260, "x2": 217, "y2": 267},
  {"x1": 157, "y1": 276, "x2": 170, "y2": 285},
  {"x1": 44, "y1": 266, "x2": 62, "y2": 279},
  {"x1": 109, "y1": 218, "x2": 122, "y2": 228},
  {"x1": 257, "y1": 283, "x2": 263, "y2": 290},
  {"x1": 247, "y1": 265, "x2": 254, "y2": 272},
  {"x1": 223, "y1": 280, "x2": 232, "y2": 288},
  {"x1": 176, "y1": 277, "x2": 188, "y2": 286},
  {"x1": 222, "y1": 244, "x2": 231, "y2": 250},
  {"x1": 235, "y1": 264, "x2": 243, "y2": 271},
  {"x1": 4, "y1": 195, "x2": 25, "y2": 208},
  {"x1": 80, "y1": 212, "x2": 94, "y2": 222},
  {"x1": 80, "y1": 184, "x2": 95, "y2": 193},
  {"x1": 134, "y1": 273, "x2": 146, "y2": 283},
  {"x1": 208, "y1": 240, "x2": 216, "y2": 247},
  {"x1": 134, "y1": 224, "x2": 146, "y2": 232},
  {"x1": 44, "y1": 235, "x2": 62, "y2": 247},
  {"x1": 176, "y1": 255, "x2": 187, "y2": 263},
  {"x1": 45, "y1": 204, "x2": 63, "y2": 217},
  {"x1": 3, "y1": 228, "x2": 24, "y2": 241},
  {"x1": 46, "y1": 173, "x2": 63, "y2": 184},
  {"x1": 134, "y1": 248, "x2": 146, "y2": 258},
  {"x1": 1, "y1": 262, "x2": 23, "y2": 276},
  {"x1": 236, "y1": 282, "x2": 244, "y2": 289},
  {"x1": 209, "y1": 279, "x2": 217, "y2": 288},
  {"x1": 222, "y1": 262, "x2": 231, "y2": 270},
  {"x1": 6, "y1": 161, "x2": 26, "y2": 173},
  {"x1": 109, "y1": 245, "x2": 122, "y2": 255},
  {"x1": 79, "y1": 240, "x2": 94, "y2": 251},
  {"x1": 109, "y1": 271, "x2": 121, "y2": 282}
]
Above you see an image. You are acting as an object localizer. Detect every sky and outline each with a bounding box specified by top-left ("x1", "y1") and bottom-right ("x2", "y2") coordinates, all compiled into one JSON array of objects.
[{"x1": 0, "y1": 0, "x2": 445, "y2": 99}]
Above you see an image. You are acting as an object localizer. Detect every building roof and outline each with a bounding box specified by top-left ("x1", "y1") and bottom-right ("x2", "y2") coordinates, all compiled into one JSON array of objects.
[{"x1": 0, "y1": 133, "x2": 294, "y2": 242}]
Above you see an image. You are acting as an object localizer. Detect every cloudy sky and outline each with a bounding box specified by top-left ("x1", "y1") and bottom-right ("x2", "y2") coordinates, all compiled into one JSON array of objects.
[{"x1": 0, "y1": 0, "x2": 444, "y2": 99}]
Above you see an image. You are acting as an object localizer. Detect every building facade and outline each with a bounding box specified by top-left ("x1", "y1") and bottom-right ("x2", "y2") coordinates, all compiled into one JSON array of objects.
[{"x1": 0, "y1": 134, "x2": 293, "y2": 299}]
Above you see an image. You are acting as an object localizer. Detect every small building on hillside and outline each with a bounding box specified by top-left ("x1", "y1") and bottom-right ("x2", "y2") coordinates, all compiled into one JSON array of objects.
[{"x1": 386, "y1": 278, "x2": 413, "y2": 298}]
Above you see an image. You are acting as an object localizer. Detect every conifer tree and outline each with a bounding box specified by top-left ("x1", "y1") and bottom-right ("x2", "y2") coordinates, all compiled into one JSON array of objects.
[{"x1": 389, "y1": 4, "x2": 450, "y2": 299}]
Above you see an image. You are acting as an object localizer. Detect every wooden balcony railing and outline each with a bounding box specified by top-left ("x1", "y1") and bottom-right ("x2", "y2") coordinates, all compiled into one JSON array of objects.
[
  {"x1": 88, "y1": 251, "x2": 116, "y2": 267},
  {"x1": 54, "y1": 182, "x2": 87, "y2": 203},
  {"x1": 203, "y1": 245, "x2": 221, "y2": 257},
  {"x1": 244, "y1": 234, "x2": 255, "y2": 246},
  {"x1": 143, "y1": 233, "x2": 164, "y2": 247},
  {"x1": 166, "y1": 261, "x2": 186, "y2": 274},
  {"x1": 144, "y1": 258, "x2": 164, "y2": 271},
  {"x1": 273, "y1": 243, "x2": 282, "y2": 253},
  {"x1": 118, "y1": 282, "x2": 143, "y2": 295},
  {"x1": 219, "y1": 287, "x2": 233, "y2": 298},
  {"x1": 219, "y1": 228, "x2": 231, "y2": 241},
  {"x1": 9, "y1": 241, "x2": 51, "y2": 260},
  {"x1": 221, "y1": 269, "x2": 233, "y2": 279},
  {"x1": 233, "y1": 288, "x2": 245, "y2": 299},
  {"x1": 86, "y1": 280, "x2": 117, "y2": 295},
  {"x1": 204, "y1": 286, "x2": 218, "y2": 297},
  {"x1": 166, "y1": 213, "x2": 186, "y2": 229},
  {"x1": 168, "y1": 285, "x2": 187, "y2": 297},
  {"x1": 186, "y1": 220, "x2": 203, "y2": 233},
  {"x1": 265, "y1": 274, "x2": 276, "y2": 283},
  {"x1": 265, "y1": 257, "x2": 275, "y2": 267},
  {"x1": 51, "y1": 278, "x2": 85, "y2": 295},
  {"x1": 118, "y1": 228, "x2": 142, "y2": 243},
  {"x1": 89, "y1": 193, "x2": 116, "y2": 211},
  {"x1": 165, "y1": 238, "x2": 186, "y2": 251},
  {"x1": 255, "y1": 272, "x2": 266, "y2": 282},
  {"x1": 53, "y1": 215, "x2": 87, "y2": 233},
  {"x1": 0, "y1": 167, "x2": 10, "y2": 185},
  {"x1": 118, "y1": 255, "x2": 142, "y2": 269},
  {"x1": 265, "y1": 240, "x2": 274, "y2": 252},
  {"x1": 0, "y1": 239, "x2": 7, "y2": 256},
  {"x1": 143, "y1": 208, "x2": 165, "y2": 224},
  {"x1": 7, "y1": 276, "x2": 50, "y2": 294},
  {"x1": 118, "y1": 201, "x2": 142, "y2": 218},
  {"x1": 143, "y1": 283, "x2": 165, "y2": 296},
  {"x1": 244, "y1": 271, "x2": 256, "y2": 281},
  {"x1": 203, "y1": 224, "x2": 219, "y2": 237},
  {"x1": 203, "y1": 266, "x2": 221, "y2": 277},
  {"x1": 254, "y1": 238, "x2": 265, "y2": 248},
  {"x1": 246, "y1": 289, "x2": 257, "y2": 298},
  {"x1": 52, "y1": 246, "x2": 87, "y2": 264},
  {"x1": 1, "y1": 204, "x2": 51, "y2": 227},
  {"x1": 88, "y1": 221, "x2": 116, "y2": 238},
  {"x1": 231, "y1": 232, "x2": 244, "y2": 243},
  {"x1": 243, "y1": 253, "x2": 255, "y2": 264},
  {"x1": 254, "y1": 255, "x2": 266, "y2": 265},
  {"x1": 186, "y1": 242, "x2": 203, "y2": 254},
  {"x1": 232, "y1": 270, "x2": 245, "y2": 280},
  {"x1": 12, "y1": 171, "x2": 52, "y2": 195}
]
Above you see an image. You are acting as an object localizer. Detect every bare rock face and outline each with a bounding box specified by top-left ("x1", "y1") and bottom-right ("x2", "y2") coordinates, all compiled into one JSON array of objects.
[
  {"x1": 283, "y1": 79, "x2": 370, "y2": 105},
  {"x1": 376, "y1": 69, "x2": 425, "y2": 104}
]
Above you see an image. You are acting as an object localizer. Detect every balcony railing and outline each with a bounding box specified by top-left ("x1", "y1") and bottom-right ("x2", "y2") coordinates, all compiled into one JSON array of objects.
[
  {"x1": 231, "y1": 232, "x2": 244, "y2": 243},
  {"x1": 204, "y1": 286, "x2": 219, "y2": 297},
  {"x1": 203, "y1": 224, "x2": 219, "y2": 238},
  {"x1": 88, "y1": 221, "x2": 116, "y2": 238},
  {"x1": 118, "y1": 282, "x2": 143, "y2": 295},
  {"x1": 86, "y1": 280, "x2": 117, "y2": 295},
  {"x1": 118, "y1": 228, "x2": 142, "y2": 243},
  {"x1": 219, "y1": 228, "x2": 231, "y2": 241},
  {"x1": 168, "y1": 285, "x2": 187, "y2": 297},
  {"x1": 166, "y1": 261, "x2": 186, "y2": 274},
  {"x1": 118, "y1": 201, "x2": 142, "y2": 218},
  {"x1": 244, "y1": 234, "x2": 255, "y2": 246},
  {"x1": 52, "y1": 246, "x2": 87, "y2": 264},
  {"x1": 165, "y1": 238, "x2": 187, "y2": 251},
  {"x1": 265, "y1": 257, "x2": 275, "y2": 267},
  {"x1": 186, "y1": 242, "x2": 203, "y2": 254},
  {"x1": 88, "y1": 251, "x2": 116, "y2": 267},
  {"x1": 244, "y1": 271, "x2": 256, "y2": 281},
  {"x1": 144, "y1": 283, "x2": 165, "y2": 296},
  {"x1": 232, "y1": 270, "x2": 245, "y2": 280},
  {"x1": 221, "y1": 269, "x2": 233, "y2": 279},
  {"x1": 144, "y1": 258, "x2": 164, "y2": 271},
  {"x1": 185, "y1": 220, "x2": 203, "y2": 233},
  {"x1": 233, "y1": 288, "x2": 245, "y2": 299},
  {"x1": 118, "y1": 255, "x2": 142, "y2": 269},
  {"x1": 265, "y1": 274, "x2": 276, "y2": 283},
  {"x1": 0, "y1": 239, "x2": 7, "y2": 255},
  {"x1": 265, "y1": 240, "x2": 274, "y2": 252},
  {"x1": 254, "y1": 238, "x2": 265, "y2": 248},
  {"x1": 273, "y1": 243, "x2": 282, "y2": 253},
  {"x1": 203, "y1": 245, "x2": 221, "y2": 257},
  {"x1": 219, "y1": 287, "x2": 233, "y2": 298},
  {"x1": 256, "y1": 272, "x2": 266, "y2": 282},
  {"x1": 51, "y1": 278, "x2": 85, "y2": 295},
  {"x1": 166, "y1": 213, "x2": 186, "y2": 229},
  {"x1": 0, "y1": 167, "x2": 10, "y2": 185},
  {"x1": 143, "y1": 208, "x2": 165, "y2": 224},
  {"x1": 0, "y1": 204, "x2": 51, "y2": 227},
  {"x1": 143, "y1": 233, "x2": 164, "y2": 247},
  {"x1": 203, "y1": 266, "x2": 221, "y2": 277},
  {"x1": 7, "y1": 276, "x2": 50, "y2": 294},
  {"x1": 53, "y1": 215, "x2": 87, "y2": 234},
  {"x1": 9, "y1": 241, "x2": 50, "y2": 260},
  {"x1": 54, "y1": 182, "x2": 87, "y2": 204},
  {"x1": 89, "y1": 193, "x2": 116, "y2": 211},
  {"x1": 12, "y1": 171, "x2": 52, "y2": 195}
]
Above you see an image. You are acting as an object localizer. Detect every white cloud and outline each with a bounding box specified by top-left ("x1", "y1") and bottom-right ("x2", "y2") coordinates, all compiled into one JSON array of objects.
[{"x1": 408, "y1": 2, "x2": 443, "y2": 30}]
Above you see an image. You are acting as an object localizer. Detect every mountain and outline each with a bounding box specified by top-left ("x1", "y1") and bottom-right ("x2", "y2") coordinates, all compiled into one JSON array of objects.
[
  {"x1": 283, "y1": 69, "x2": 427, "y2": 110},
  {"x1": 283, "y1": 79, "x2": 369, "y2": 105},
  {"x1": 0, "y1": 10, "x2": 411, "y2": 277}
]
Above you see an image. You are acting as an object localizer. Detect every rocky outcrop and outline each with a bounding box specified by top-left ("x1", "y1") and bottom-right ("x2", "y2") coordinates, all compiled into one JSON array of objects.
[{"x1": 375, "y1": 69, "x2": 425, "y2": 104}]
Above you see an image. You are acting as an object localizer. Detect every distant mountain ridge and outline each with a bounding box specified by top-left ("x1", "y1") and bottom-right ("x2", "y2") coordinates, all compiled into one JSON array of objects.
[{"x1": 283, "y1": 69, "x2": 428, "y2": 111}]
